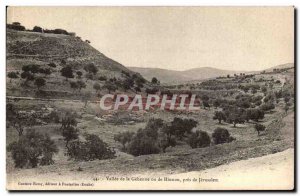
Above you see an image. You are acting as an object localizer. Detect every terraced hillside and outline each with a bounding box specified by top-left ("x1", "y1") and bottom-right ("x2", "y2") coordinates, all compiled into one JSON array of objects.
[{"x1": 7, "y1": 29, "x2": 147, "y2": 99}]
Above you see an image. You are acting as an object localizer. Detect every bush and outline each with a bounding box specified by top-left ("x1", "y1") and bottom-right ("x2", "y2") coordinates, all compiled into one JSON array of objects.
[
  {"x1": 48, "y1": 63, "x2": 57, "y2": 68},
  {"x1": 212, "y1": 128, "x2": 235, "y2": 144},
  {"x1": 7, "y1": 130, "x2": 58, "y2": 168},
  {"x1": 99, "y1": 76, "x2": 107, "y2": 81},
  {"x1": 213, "y1": 111, "x2": 226, "y2": 123},
  {"x1": 60, "y1": 66, "x2": 74, "y2": 80},
  {"x1": 171, "y1": 117, "x2": 198, "y2": 139},
  {"x1": 33, "y1": 26, "x2": 43, "y2": 32},
  {"x1": 260, "y1": 102, "x2": 275, "y2": 111},
  {"x1": 114, "y1": 131, "x2": 135, "y2": 150},
  {"x1": 67, "y1": 134, "x2": 115, "y2": 161},
  {"x1": 7, "y1": 72, "x2": 19, "y2": 82},
  {"x1": 255, "y1": 124, "x2": 266, "y2": 136},
  {"x1": 188, "y1": 130, "x2": 211, "y2": 148},
  {"x1": 127, "y1": 129, "x2": 160, "y2": 156},
  {"x1": 84, "y1": 63, "x2": 98, "y2": 75},
  {"x1": 246, "y1": 109, "x2": 264, "y2": 122},
  {"x1": 34, "y1": 77, "x2": 46, "y2": 90},
  {"x1": 7, "y1": 23, "x2": 25, "y2": 31}
]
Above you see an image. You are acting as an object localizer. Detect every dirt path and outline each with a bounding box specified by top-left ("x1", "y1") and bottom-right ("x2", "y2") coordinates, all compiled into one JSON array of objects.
[{"x1": 167, "y1": 148, "x2": 294, "y2": 190}]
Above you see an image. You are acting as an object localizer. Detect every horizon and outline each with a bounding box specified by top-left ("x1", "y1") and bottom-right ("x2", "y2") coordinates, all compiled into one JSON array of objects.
[
  {"x1": 7, "y1": 7, "x2": 294, "y2": 71},
  {"x1": 127, "y1": 62, "x2": 294, "y2": 72}
]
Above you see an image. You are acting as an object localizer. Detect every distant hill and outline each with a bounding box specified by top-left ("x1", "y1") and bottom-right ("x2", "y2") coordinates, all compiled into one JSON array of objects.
[
  {"x1": 263, "y1": 63, "x2": 294, "y2": 72},
  {"x1": 128, "y1": 67, "x2": 243, "y2": 84}
]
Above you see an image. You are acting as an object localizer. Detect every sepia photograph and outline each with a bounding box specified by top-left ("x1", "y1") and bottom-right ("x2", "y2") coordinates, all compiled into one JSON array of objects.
[{"x1": 5, "y1": 6, "x2": 295, "y2": 191}]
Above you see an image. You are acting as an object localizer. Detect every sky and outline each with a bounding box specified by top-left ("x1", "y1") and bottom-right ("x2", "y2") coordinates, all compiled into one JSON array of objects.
[{"x1": 7, "y1": 6, "x2": 294, "y2": 71}]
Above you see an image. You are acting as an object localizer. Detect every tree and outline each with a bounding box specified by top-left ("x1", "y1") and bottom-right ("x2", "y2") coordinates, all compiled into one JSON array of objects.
[
  {"x1": 284, "y1": 96, "x2": 290, "y2": 104},
  {"x1": 203, "y1": 101, "x2": 210, "y2": 109},
  {"x1": 7, "y1": 130, "x2": 58, "y2": 168},
  {"x1": 114, "y1": 131, "x2": 135, "y2": 150},
  {"x1": 84, "y1": 63, "x2": 98, "y2": 75},
  {"x1": 284, "y1": 104, "x2": 289, "y2": 114},
  {"x1": 103, "y1": 81, "x2": 117, "y2": 93},
  {"x1": 7, "y1": 22, "x2": 25, "y2": 31},
  {"x1": 7, "y1": 72, "x2": 19, "y2": 83},
  {"x1": 122, "y1": 78, "x2": 134, "y2": 91},
  {"x1": 127, "y1": 129, "x2": 160, "y2": 156},
  {"x1": 77, "y1": 80, "x2": 86, "y2": 92},
  {"x1": 22, "y1": 64, "x2": 40, "y2": 75},
  {"x1": 212, "y1": 128, "x2": 235, "y2": 144},
  {"x1": 213, "y1": 99, "x2": 221, "y2": 108},
  {"x1": 226, "y1": 107, "x2": 245, "y2": 127},
  {"x1": 48, "y1": 62, "x2": 56, "y2": 68},
  {"x1": 33, "y1": 26, "x2": 43, "y2": 32},
  {"x1": 93, "y1": 82, "x2": 101, "y2": 93},
  {"x1": 188, "y1": 130, "x2": 211, "y2": 148},
  {"x1": 70, "y1": 81, "x2": 79, "y2": 92},
  {"x1": 213, "y1": 111, "x2": 226, "y2": 124},
  {"x1": 60, "y1": 112, "x2": 78, "y2": 150},
  {"x1": 98, "y1": 76, "x2": 107, "y2": 81},
  {"x1": 39, "y1": 68, "x2": 51, "y2": 76},
  {"x1": 246, "y1": 109, "x2": 264, "y2": 122},
  {"x1": 157, "y1": 132, "x2": 176, "y2": 153},
  {"x1": 261, "y1": 86, "x2": 267, "y2": 95},
  {"x1": 21, "y1": 71, "x2": 34, "y2": 85},
  {"x1": 60, "y1": 66, "x2": 74, "y2": 81},
  {"x1": 34, "y1": 77, "x2": 46, "y2": 90},
  {"x1": 68, "y1": 134, "x2": 115, "y2": 161},
  {"x1": 7, "y1": 104, "x2": 34, "y2": 136},
  {"x1": 76, "y1": 71, "x2": 82, "y2": 79},
  {"x1": 255, "y1": 123, "x2": 265, "y2": 136},
  {"x1": 170, "y1": 117, "x2": 197, "y2": 139},
  {"x1": 151, "y1": 77, "x2": 159, "y2": 84},
  {"x1": 62, "y1": 125, "x2": 79, "y2": 151},
  {"x1": 134, "y1": 86, "x2": 141, "y2": 92},
  {"x1": 260, "y1": 102, "x2": 275, "y2": 111}
]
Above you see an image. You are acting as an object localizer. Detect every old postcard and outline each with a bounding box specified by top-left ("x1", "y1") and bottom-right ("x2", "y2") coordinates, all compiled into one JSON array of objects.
[{"x1": 6, "y1": 6, "x2": 295, "y2": 190}]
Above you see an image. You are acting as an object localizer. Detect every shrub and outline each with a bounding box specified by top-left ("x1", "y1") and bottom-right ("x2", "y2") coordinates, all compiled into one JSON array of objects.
[
  {"x1": 33, "y1": 26, "x2": 43, "y2": 32},
  {"x1": 76, "y1": 80, "x2": 86, "y2": 92},
  {"x1": 68, "y1": 134, "x2": 115, "y2": 161},
  {"x1": 34, "y1": 77, "x2": 46, "y2": 90},
  {"x1": 7, "y1": 130, "x2": 58, "y2": 168},
  {"x1": 84, "y1": 63, "x2": 98, "y2": 75},
  {"x1": 60, "y1": 66, "x2": 74, "y2": 80},
  {"x1": 246, "y1": 109, "x2": 264, "y2": 122},
  {"x1": 76, "y1": 71, "x2": 82, "y2": 79},
  {"x1": 260, "y1": 102, "x2": 275, "y2": 111},
  {"x1": 171, "y1": 117, "x2": 198, "y2": 139},
  {"x1": 47, "y1": 110, "x2": 60, "y2": 123},
  {"x1": 7, "y1": 72, "x2": 19, "y2": 82},
  {"x1": 157, "y1": 132, "x2": 176, "y2": 153},
  {"x1": 48, "y1": 63, "x2": 57, "y2": 68},
  {"x1": 151, "y1": 77, "x2": 159, "y2": 84},
  {"x1": 188, "y1": 130, "x2": 211, "y2": 148},
  {"x1": 255, "y1": 123, "x2": 266, "y2": 136},
  {"x1": 114, "y1": 131, "x2": 135, "y2": 150},
  {"x1": 212, "y1": 128, "x2": 235, "y2": 144},
  {"x1": 7, "y1": 23, "x2": 25, "y2": 31},
  {"x1": 127, "y1": 129, "x2": 160, "y2": 156},
  {"x1": 213, "y1": 111, "x2": 226, "y2": 124},
  {"x1": 93, "y1": 82, "x2": 101, "y2": 92},
  {"x1": 98, "y1": 76, "x2": 107, "y2": 81}
]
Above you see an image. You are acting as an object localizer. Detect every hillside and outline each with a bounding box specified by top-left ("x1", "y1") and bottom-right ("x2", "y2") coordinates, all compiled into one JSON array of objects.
[
  {"x1": 128, "y1": 67, "x2": 243, "y2": 84},
  {"x1": 263, "y1": 63, "x2": 294, "y2": 72},
  {"x1": 6, "y1": 29, "x2": 147, "y2": 99}
]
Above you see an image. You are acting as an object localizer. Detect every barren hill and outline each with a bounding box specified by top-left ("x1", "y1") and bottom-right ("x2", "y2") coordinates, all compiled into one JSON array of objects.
[{"x1": 128, "y1": 67, "x2": 242, "y2": 84}]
